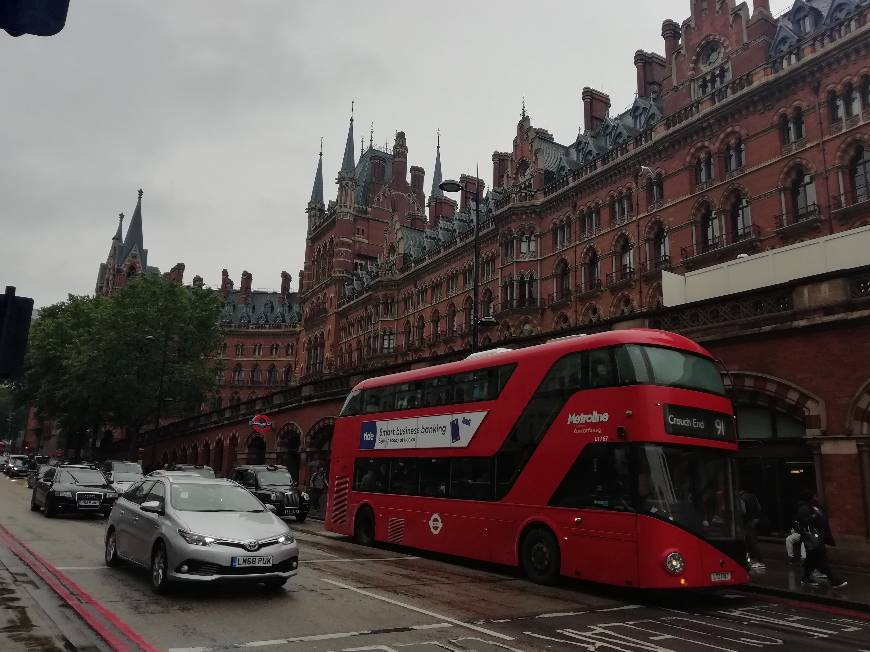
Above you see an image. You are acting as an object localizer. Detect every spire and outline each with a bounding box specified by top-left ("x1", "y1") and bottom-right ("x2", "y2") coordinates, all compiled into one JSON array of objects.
[
  {"x1": 310, "y1": 139, "x2": 324, "y2": 205},
  {"x1": 113, "y1": 212, "x2": 124, "y2": 241},
  {"x1": 430, "y1": 129, "x2": 443, "y2": 198},
  {"x1": 521, "y1": 94, "x2": 527, "y2": 119},
  {"x1": 121, "y1": 189, "x2": 145, "y2": 263},
  {"x1": 369, "y1": 122, "x2": 373, "y2": 149},
  {"x1": 340, "y1": 101, "x2": 355, "y2": 173}
]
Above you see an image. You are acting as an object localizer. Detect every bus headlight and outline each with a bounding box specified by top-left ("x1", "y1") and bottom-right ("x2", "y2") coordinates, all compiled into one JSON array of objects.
[{"x1": 664, "y1": 551, "x2": 685, "y2": 575}]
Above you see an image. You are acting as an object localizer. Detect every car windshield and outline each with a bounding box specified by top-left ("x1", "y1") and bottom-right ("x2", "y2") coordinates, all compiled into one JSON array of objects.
[
  {"x1": 111, "y1": 462, "x2": 142, "y2": 474},
  {"x1": 257, "y1": 471, "x2": 294, "y2": 487},
  {"x1": 66, "y1": 469, "x2": 108, "y2": 485},
  {"x1": 114, "y1": 472, "x2": 143, "y2": 481},
  {"x1": 10, "y1": 459, "x2": 26, "y2": 468},
  {"x1": 179, "y1": 467, "x2": 215, "y2": 478},
  {"x1": 637, "y1": 444, "x2": 737, "y2": 540},
  {"x1": 618, "y1": 345, "x2": 725, "y2": 396},
  {"x1": 170, "y1": 483, "x2": 264, "y2": 512}
]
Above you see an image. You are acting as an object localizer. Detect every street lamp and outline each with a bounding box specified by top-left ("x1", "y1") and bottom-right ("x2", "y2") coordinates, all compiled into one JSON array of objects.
[{"x1": 439, "y1": 169, "x2": 496, "y2": 353}]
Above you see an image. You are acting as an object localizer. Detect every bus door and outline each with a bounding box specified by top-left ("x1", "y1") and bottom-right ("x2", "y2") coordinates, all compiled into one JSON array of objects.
[{"x1": 548, "y1": 444, "x2": 639, "y2": 586}]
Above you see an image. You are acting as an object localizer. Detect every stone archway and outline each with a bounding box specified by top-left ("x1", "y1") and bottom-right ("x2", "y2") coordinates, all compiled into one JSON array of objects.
[
  {"x1": 304, "y1": 418, "x2": 335, "y2": 485},
  {"x1": 727, "y1": 371, "x2": 825, "y2": 435},
  {"x1": 245, "y1": 433, "x2": 267, "y2": 465},
  {"x1": 276, "y1": 423, "x2": 303, "y2": 478},
  {"x1": 846, "y1": 379, "x2": 870, "y2": 435}
]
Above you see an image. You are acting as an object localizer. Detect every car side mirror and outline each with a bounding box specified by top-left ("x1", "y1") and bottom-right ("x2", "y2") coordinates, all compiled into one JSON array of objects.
[
  {"x1": 105, "y1": 472, "x2": 113, "y2": 482},
  {"x1": 141, "y1": 500, "x2": 163, "y2": 515},
  {"x1": 264, "y1": 504, "x2": 277, "y2": 514}
]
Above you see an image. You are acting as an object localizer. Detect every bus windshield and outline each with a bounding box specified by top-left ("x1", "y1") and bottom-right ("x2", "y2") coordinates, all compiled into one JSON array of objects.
[
  {"x1": 618, "y1": 345, "x2": 725, "y2": 396},
  {"x1": 637, "y1": 444, "x2": 737, "y2": 540}
]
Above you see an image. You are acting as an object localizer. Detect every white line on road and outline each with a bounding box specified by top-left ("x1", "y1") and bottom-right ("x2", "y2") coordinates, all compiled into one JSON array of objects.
[
  {"x1": 322, "y1": 578, "x2": 515, "y2": 641},
  {"x1": 598, "y1": 605, "x2": 644, "y2": 612},
  {"x1": 536, "y1": 611, "x2": 589, "y2": 618},
  {"x1": 301, "y1": 556, "x2": 419, "y2": 563}
]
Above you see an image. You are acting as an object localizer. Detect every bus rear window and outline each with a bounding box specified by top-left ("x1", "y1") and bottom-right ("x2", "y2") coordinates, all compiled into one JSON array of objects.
[{"x1": 618, "y1": 345, "x2": 724, "y2": 396}]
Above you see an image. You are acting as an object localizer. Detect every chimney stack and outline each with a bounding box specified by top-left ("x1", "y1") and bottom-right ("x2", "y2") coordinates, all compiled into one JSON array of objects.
[
  {"x1": 582, "y1": 87, "x2": 611, "y2": 133},
  {"x1": 492, "y1": 152, "x2": 511, "y2": 189},
  {"x1": 662, "y1": 19, "x2": 682, "y2": 63},
  {"x1": 410, "y1": 165, "x2": 425, "y2": 195},
  {"x1": 459, "y1": 174, "x2": 485, "y2": 213},
  {"x1": 392, "y1": 131, "x2": 408, "y2": 184}
]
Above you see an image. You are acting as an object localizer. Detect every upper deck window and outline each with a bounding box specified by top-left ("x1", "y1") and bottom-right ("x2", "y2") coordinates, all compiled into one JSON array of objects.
[{"x1": 617, "y1": 345, "x2": 724, "y2": 396}]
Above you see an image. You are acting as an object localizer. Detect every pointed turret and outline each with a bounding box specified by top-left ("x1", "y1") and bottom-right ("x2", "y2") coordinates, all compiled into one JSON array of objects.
[
  {"x1": 340, "y1": 104, "x2": 355, "y2": 173},
  {"x1": 113, "y1": 212, "x2": 124, "y2": 242},
  {"x1": 430, "y1": 130, "x2": 443, "y2": 198},
  {"x1": 309, "y1": 139, "x2": 324, "y2": 205},
  {"x1": 121, "y1": 189, "x2": 147, "y2": 268}
]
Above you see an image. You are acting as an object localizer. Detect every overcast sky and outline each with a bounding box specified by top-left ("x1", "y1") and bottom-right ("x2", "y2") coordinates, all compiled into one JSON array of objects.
[{"x1": 1, "y1": 0, "x2": 791, "y2": 309}]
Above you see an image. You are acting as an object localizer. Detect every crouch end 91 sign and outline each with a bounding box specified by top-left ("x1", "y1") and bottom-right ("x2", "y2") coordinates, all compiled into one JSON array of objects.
[{"x1": 359, "y1": 411, "x2": 487, "y2": 450}]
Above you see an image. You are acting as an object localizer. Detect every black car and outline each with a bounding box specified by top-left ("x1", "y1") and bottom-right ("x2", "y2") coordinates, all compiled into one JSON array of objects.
[
  {"x1": 230, "y1": 465, "x2": 310, "y2": 522},
  {"x1": 6, "y1": 455, "x2": 32, "y2": 478},
  {"x1": 31, "y1": 464, "x2": 119, "y2": 517}
]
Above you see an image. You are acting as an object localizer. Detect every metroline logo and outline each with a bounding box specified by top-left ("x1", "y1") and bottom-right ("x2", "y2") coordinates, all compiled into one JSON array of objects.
[{"x1": 567, "y1": 411, "x2": 610, "y2": 424}]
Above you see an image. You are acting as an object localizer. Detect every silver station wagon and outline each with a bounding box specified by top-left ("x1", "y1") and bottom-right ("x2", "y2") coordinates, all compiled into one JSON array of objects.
[{"x1": 104, "y1": 474, "x2": 299, "y2": 593}]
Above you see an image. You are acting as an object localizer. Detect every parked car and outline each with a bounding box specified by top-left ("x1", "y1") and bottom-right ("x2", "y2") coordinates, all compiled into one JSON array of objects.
[
  {"x1": 31, "y1": 464, "x2": 118, "y2": 517},
  {"x1": 104, "y1": 475, "x2": 299, "y2": 593},
  {"x1": 230, "y1": 465, "x2": 310, "y2": 522},
  {"x1": 27, "y1": 464, "x2": 52, "y2": 489},
  {"x1": 6, "y1": 455, "x2": 31, "y2": 478},
  {"x1": 163, "y1": 464, "x2": 215, "y2": 479},
  {"x1": 100, "y1": 460, "x2": 145, "y2": 494}
]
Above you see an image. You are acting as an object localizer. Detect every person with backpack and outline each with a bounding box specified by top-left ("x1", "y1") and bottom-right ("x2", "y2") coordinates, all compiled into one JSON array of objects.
[
  {"x1": 738, "y1": 489, "x2": 765, "y2": 570},
  {"x1": 795, "y1": 490, "x2": 847, "y2": 588}
]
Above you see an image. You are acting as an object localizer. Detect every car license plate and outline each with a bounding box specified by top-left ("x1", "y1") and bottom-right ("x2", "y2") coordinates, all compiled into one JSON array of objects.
[
  {"x1": 710, "y1": 571, "x2": 731, "y2": 582},
  {"x1": 78, "y1": 500, "x2": 100, "y2": 507},
  {"x1": 231, "y1": 556, "x2": 272, "y2": 568}
]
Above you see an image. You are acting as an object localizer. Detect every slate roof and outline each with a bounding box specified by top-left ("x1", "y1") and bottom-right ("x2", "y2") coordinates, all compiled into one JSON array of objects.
[
  {"x1": 219, "y1": 290, "x2": 301, "y2": 327},
  {"x1": 769, "y1": 0, "x2": 864, "y2": 56}
]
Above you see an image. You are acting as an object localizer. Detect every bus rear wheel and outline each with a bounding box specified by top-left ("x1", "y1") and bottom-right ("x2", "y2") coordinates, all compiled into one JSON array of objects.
[
  {"x1": 354, "y1": 506, "x2": 375, "y2": 546},
  {"x1": 520, "y1": 527, "x2": 560, "y2": 585}
]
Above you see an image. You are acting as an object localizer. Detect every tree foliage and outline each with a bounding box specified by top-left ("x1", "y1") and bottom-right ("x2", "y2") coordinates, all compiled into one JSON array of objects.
[{"x1": 20, "y1": 275, "x2": 223, "y2": 458}]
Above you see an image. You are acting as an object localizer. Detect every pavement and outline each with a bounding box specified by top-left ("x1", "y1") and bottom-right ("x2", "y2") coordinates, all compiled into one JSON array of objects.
[{"x1": 4, "y1": 476, "x2": 870, "y2": 651}]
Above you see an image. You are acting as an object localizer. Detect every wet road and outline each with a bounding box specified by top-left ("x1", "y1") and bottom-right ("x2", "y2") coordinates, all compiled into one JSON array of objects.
[{"x1": 1, "y1": 476, "x2": 870, "y2": 652}]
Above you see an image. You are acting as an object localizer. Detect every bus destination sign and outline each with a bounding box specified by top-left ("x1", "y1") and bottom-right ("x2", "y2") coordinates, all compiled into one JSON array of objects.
[
  {"x1": 663, "y1": 405, "x2": 735, "y2": 441},
  {"x1": 359, "y1": 411, "x2": 488, "y2": 450}
]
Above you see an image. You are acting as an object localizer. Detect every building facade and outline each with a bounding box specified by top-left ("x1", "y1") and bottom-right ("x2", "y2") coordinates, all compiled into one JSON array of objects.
[{"x1": 124, "y1": 0, "x2": 870, "y2": 545}]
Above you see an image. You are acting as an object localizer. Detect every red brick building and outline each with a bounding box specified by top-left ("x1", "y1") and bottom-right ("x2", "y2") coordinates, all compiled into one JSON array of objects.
[{"x1": 129, "y1": 0, "x2": 870, "y2": 546}]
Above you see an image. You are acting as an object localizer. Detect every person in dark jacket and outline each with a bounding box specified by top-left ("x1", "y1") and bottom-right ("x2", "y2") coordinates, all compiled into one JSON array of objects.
[
  {"x1": 796, "y1": 490, "x2": 847, "y2": 588},
  {"x1": 738, "y1": 489, "x2": 765, "y2": 570}
]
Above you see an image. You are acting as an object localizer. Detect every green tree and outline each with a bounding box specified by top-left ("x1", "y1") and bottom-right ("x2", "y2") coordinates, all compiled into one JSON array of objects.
[
  {"x1": 0, "y1": 382, "x2": 26, "y2": 447},
  {"x1": 20, "y1": 275, "x2": 223, "y2": 460}
]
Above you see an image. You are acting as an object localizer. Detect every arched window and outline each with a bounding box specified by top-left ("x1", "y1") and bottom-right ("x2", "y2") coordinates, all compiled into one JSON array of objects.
[
  {"x1": 585, "y1": 251, "x2": 600, "y2": 290},
  {"x1": 283, "y1": 365, "x2": 292, "y2": 384},
  {"x1": 849, "y1": 146, "x2": 870, "y2": 205},
  {"x1": 727, "y1": 194, "x2": 752, "y2": 241},
  {"x1": 381, "y1": 329, "x2": 395, "y2": 353},
  {"x1": 502, "y1": 277, "x2": 514, "y2": 309},
  {"x1": 646, "y1": 174, "x2": 664, "y2": 205},
  {"x1": 266, "y1": 365, "x2": 277, "y2": 385},
  {"x1": 699, "y1": 203, "x2": 720, "y2": 251},
  {"x1": 789, "y1": 167, "x2": 817, "y2": 217},
  {"x1": 555, "y1": 260, "x2": 570, "y2": 300},
  {"x1": 463, "y1": 297, "x2": 473, "y2": 329},
  {"x1": 695, "y1": 151, "x2": 714, "y2": 185},
  {"x1": 216, "y1": 368, "x2": 225, "y2": 384},
  {"x1": 616, "y1": 237, "x2": 632, "y2": 278},
  {"x1": 481, "y1": 290, "x2": 493, "y2": 318},
  {"x1": 725, "y1": 139, "x2": 745, "y2": 172},
  {"x1": 862, "y1": 76, "x2": 870, "y2": 112},
  {"x1": 844, "y1": 83, "x2": 860, "y2": 119},
  {"x1": 415, "y1": 316, "x2": 425, "y2": 343},
  {"x1": 430, "y1": 311, "x2": 440, "y2": 339},
  {"x1": 780, "y1": 109, "x2": 804, "y2": 144},
  {"x1": 829, "y1": 90, "x2": 844, "y2": 124},
  {"x1": 447, "y1": 305, "x2": 457, "y2": 334},
  {"x1": 250, "y1": 365, "x2": 260, "y2": 385},
  {"x1": 527, "y1": 274, "x2": 536, "y2": 303},
  {"x1": 584, "y1": 206, "x2": 600, "y2": 236}
]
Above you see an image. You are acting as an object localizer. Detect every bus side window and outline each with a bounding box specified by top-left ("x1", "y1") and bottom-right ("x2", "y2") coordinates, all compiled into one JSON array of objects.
[
  {"x1": 395, "y1": 382, "x2": 422, "y2": 410},
  {"x1": 549, "y1": 444, "x2": 633, "y2": 511},
  {"x1": 450, "y1": 457, "x2": 493, "y2": 501},
  {"x1": 420, "y1": 458, "x2": 449, "y2": 498},
  {"x1": 586, "y1": 349, "x2": 617, "y2": 388},
  {"x1": 354, "y1": 459, "x2": 388, "y2": 493},
  {"x1": 341, "y1": 389, "x2": 363, "y2": 416},
  {"x1": 390, "y1": 459, "x2": 419, "y2": 495},
  {"x1": 614, "y1": 345, "x2": 651, "y2": 385}
]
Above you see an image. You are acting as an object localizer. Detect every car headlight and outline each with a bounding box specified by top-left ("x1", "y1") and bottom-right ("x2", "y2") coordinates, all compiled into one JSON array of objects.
[
  {"x1": 277, "y1": 534, "x2": 294, "y2": 545},
  {"x1": 664, "y1": 551, "x2": 685, "y2": 575},
  {"x1": 301, "y1": 492, "x2": 309, "y2": 501},
  {"x1": 178, "y1": 529, "x2": 216, "y2": 546},
  {"x1": 269, "y1": 492, "x2": 278, "y2": 501},
  {"x1": 105, "y1": 492, "x2": 118, "y2": 499},
  {"x1": 54, "y1": 491, "x2": 73, "y2": 498}
]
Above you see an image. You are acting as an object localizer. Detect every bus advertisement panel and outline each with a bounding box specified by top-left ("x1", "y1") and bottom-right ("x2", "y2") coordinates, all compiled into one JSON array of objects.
[{"x1": 325, "y1": 329, "x2": 748, "y2": 589}]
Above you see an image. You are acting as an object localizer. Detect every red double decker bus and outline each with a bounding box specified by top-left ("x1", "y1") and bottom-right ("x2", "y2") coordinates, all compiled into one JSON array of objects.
[{"x1": 325, "y1": 329, "x2": 748, "y2": 589}]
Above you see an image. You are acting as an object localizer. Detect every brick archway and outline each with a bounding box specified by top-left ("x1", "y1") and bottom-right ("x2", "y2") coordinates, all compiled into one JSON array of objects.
[
  {"x1": 846, "y1": 379, "x2": 870, "y2": 435},
  {"x1": 726, "y1": 371, "x2": 825, "y2": 436}
]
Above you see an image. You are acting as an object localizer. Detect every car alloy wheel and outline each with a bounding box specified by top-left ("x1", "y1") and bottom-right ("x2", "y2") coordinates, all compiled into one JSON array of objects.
[
  {"x1": 105, "y1": 529, "x2": 120, "y2": 567},
  {"x1": 151, "y1": 542, "x2": 169, "y2": 593}
]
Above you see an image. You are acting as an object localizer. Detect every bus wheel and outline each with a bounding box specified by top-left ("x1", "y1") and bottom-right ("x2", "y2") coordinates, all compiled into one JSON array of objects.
[
  {"x1": 520, "y1": 527, "x2": 560, "y2": 585},
  {"x1": 354, "y1": 506, "x2": 375, "y2": 546}
]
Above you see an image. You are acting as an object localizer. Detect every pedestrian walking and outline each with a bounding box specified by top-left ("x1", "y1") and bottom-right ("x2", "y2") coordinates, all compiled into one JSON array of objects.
[
  {"x1": 311, "y1": 467, "x2": 328, "y2": 516},
  {"x1": 796, "y1": 489, "x2": 847, "y2": 589},
  {"x1": 738, "y1": 488, "x2": 765, "y2": 570},
  {"x1": 785, "y1": 517, "x2": 805, "y2": 564}
]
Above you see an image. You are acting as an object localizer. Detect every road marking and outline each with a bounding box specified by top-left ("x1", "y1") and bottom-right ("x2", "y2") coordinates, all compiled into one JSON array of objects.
[
  {"x1": 322, "y1": 578, "x2": 515, "y2": 641},
  {"x1": 301, "y1": 556, "x2": 419, "y2": 563},
  {"x1": 598, "y1": 604, "x2": 644, "y2": 611},
  {"x1": 536, "y1": 611, "x2": 589, "y2": 618}
]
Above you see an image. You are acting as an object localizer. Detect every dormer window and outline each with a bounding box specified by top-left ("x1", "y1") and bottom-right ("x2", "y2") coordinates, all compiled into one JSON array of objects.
[
  {"x1": 797, "y1": 12, "x2": 815, "y2": 35},
  {"x1": 699, "y1": 42, "x2": 722, "y2": 69}
]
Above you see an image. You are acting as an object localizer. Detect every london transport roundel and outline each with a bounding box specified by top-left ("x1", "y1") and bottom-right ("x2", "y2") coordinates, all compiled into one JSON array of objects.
[
  {"x1": 428, "y1": 513, "x2": 443, "y2": 535},
  {"x1": 249, "y1": 414, "x2": 273, "y2": 434}
]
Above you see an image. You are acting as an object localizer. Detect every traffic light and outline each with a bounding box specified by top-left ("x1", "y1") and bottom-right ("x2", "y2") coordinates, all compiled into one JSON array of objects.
[
  {"x1": 0, "y1": 286, "x2": 33, "y2": 381},
  {"x1": 0, "y1": 0, "x2": 70, "y2": 37}
]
